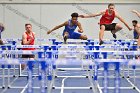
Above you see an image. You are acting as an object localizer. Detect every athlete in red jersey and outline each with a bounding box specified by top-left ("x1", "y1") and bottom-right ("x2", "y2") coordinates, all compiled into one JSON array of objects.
[
  {"x1": 22, "y1": 32, "x2": 35, "y2": 50},
  {"x1": 79, "y1": 3, "x2": 132, "y2": 45},
  {"x1": 21, "y1": 23, "x2": 35, "y2": 70}
]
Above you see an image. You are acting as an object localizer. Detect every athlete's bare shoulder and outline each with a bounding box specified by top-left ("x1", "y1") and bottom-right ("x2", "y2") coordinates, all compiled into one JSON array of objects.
[{"x1": 100, "y1": 10, "x2": 106, "y2": 15}]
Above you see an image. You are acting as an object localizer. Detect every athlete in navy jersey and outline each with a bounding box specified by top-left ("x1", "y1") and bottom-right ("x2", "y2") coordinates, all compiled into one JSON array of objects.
[{"x1": 47, "y1": 13, "x2": 87, "y2": 43}]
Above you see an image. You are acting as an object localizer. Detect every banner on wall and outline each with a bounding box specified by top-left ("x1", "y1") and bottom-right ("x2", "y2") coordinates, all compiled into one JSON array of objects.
[{"x1": 0, "y1": 0, "x2": 140, "y2": 4}]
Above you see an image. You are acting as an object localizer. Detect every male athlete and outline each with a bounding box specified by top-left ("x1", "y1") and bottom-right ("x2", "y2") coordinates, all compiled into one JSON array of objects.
[
  {"x1": 21, "y1": 23, "x2": 35, "y2": 70},
  {"x1": 131, "y1": 10, "x2": 140, "y2": 46},
  {"x1": 79, "y1": 3, "x2": 132, "y2": 45},
  {"x1": 47, "y1": 12, "x2": 87, "y2": 43}
]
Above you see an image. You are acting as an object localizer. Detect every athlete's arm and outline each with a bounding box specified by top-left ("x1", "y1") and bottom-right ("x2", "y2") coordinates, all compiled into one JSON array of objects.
[
  {"x1": 22, "y1": 33, "x2": 33, "y2": 45},
  {"x1": 32, "y1": 32, "x2": 35, "y2": 39},
  {"x1": 132, "y1": 10, "x2": 140, "y2": 18},
  {"x1": 47, "y1": 21, "x2": 68, "y2": 34},
  {"x1": 79, "y1": 11, "x2": 105, "y2": 18},
  {"x1": 77, "y1": 22, "x2": 83, "y2": 33},
  {"x1": 115, "y1": 12, "x2": 132, "y2": 31}
]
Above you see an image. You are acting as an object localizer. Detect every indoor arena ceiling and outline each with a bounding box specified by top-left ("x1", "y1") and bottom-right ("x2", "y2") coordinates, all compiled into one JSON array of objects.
[{"x1": 0, "y1": 0, "x2": 140, "y2": 4}]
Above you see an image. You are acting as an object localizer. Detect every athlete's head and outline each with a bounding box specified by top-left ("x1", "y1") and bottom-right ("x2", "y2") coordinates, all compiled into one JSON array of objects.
[
  {"x1": 71, "y1": 12, "x2": 78, "y2": 24},
  {"x1": 25, "y1": 23, "x2": 32, "y2": 32},
  {"x1": 132, "y1": 20, "x2": 138, "y2": 27},
  {"x1": 108, "y1": 3, "x2": 115, "y2": 13}
]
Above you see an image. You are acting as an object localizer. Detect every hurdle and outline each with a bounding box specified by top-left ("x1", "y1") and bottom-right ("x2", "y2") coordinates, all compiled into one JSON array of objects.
[
  {"x1": 0, "y1": 58, "x2": 48, "y2": 93},
  {"x1": 1, "y1": 38, "x2": 140, "y2": 93},
  {"x1": 0, "y1": 45, "x2": 45, "y2": 90},
  {"x1": 94, "y1": 59, "x2": 140, "y2": 93},
  {"x1": 93, "y1": 50, "x2": 140, "y2": 93},
  {"x1": 40, "y1": 50, "x2": 140, "y2": 93},
  {"x1": 42, "y1": 41, "x2": 103, "y2": 93}
]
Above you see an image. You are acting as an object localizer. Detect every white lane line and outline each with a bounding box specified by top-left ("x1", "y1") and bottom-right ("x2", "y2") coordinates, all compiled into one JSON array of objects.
[
  {"x1": 20, "y1": 76, "x2": 37, "y2": 93},
  {"x1": 20, "y1": 83, "x2": 29, "y2": 93},
  {"x1": 1, "y1": 75, "x2": 21, "y2": 93},
  {"x1": 60, "y1": 77, "x2": 68, "y2": 93}
]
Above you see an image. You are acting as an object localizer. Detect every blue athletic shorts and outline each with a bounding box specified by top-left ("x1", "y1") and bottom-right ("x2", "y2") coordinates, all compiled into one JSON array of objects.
[
  {"x1": 69, "y1": 32, "x2": 81, "y2": 39},
  {"x1": 133, "y1": 31, "x2": 139, "y2": 39}
]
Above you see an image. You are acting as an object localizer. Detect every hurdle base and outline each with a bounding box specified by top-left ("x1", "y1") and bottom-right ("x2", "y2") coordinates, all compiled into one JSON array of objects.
[
  {"x1": 2, "y1": 86, "x2": 5, "y2": 89},
  {"x1": 90, "y1": 87, "x2": 92, "y2": 89},
  {"x1": 8, "y1": 86, "x2": 11, "y2": 89},
  {"x1": 55, "y1": 75, "x2": 57, "y2": 78},
  {"x1": 133, "y1": 87, "x2": 136, "y2": 90},
  {"x1": 13, "y1": 75, "x2": 16, "y2": 77},
  {"x1": 52, "y1": 86, "x2": 55, "y2": 89}
]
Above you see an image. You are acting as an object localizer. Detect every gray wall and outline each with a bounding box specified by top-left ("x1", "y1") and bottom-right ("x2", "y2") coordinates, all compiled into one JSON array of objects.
[{"x1": 0, "y1": 3, "x2": 140, "y2": 44}]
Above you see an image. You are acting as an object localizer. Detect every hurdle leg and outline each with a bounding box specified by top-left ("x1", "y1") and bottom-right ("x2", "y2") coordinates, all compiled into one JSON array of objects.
[
  {"x1": 40, "y1": 61, "x2": 47, "y2": 93},
  {"x1": 121, "y1": 48, "x2": 125, "y2": 78},
  {"x1": 47, "y1": 64, "x2": 53, "y2": 93},
  {"x1": 19, "y1": 64, "x2": 22, "y2": 76},
  {"x1": 12, "y1": 54, "x2": 16, "y2": 77},
  {"x1": 94, "y1": 64, "x2": 98, "y2": 81},
  {"x1": 115, "y1": 63, "x2": 120, "y2": 93},
  {"x1": 52, "y1": 64, "x2": 57, "y2": 87},
  {"x1": 41, "y1": 70, "x2": 46, "y2": 93},
  {"x1": 127, "y1": 65, "x2": 130, "y2": 78},
  {"x1": 13, "y1": 65, "x2": 16, "y2": 77},
  {"x1": 47, "y1": 75, "x2": 53, "y2": 93},
  {"x1": 132, "y1": 65, "x2": 136, "y2": 86},
  {"x1": 2, "y1": 65, "x2": 5, "y2": 88},
  {"x1": 127, "y1": 49, "x2": 131, "y2": 78},
  {"x1": 27, "y1": 61, "x2": 33, "y2": 93},
  {"x1": 122, "y1": 64, "x2": 125, "y2": 78},
  {"x1": 7, "y1": 65, "x2": 11, "y2": 88},
  {"x1": 88, "y1": 65, "x2": 99, "y2": 93},
  {"x1": 103, "y1": 63, "x2": 108, "y2": 93}
]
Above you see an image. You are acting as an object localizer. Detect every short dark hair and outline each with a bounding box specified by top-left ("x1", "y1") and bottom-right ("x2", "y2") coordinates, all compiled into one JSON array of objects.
[
  {"x1": 132, "y1": 20, "x2": 138, "y2": 24},
  {"x1": 108, "y1": 3, "x2": 115, "y2": 8},
  {"x1": 71, "y1": 12, "x2": 79, "y2": 18},
  {"x1": 25, "y1": 23, "x2": 32, "y2": 27}
]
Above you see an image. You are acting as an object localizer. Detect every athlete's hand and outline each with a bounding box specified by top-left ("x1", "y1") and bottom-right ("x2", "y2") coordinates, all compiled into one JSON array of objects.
[
  {"x1": 29, "y1": 35, "x2": 34, "y2": 40},
  {"x1": 47, "y1": 30, "x2": 52, "y2": 34},
  {"x1": 128, "y1": 27, "x2": 133, "y2": 31},
  {"x1": 131, "y1": 10, "x2": 138, "y2": 13},
  {"x1": 28, "y1": 36, "x2": 34, "y2": 44},
  {"x1": 78, "y1": 29, "x2": 83, "y2": 33},
  {"x1": 78, "y1": 15, "x2": 84, "y2": 18}
]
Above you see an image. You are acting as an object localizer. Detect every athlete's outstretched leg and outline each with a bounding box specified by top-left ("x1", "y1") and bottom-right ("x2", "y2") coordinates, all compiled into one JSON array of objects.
[
  {"x1": 111, "y1": 23, "x2": 123, "y2": 39},
  {"x1": 63, "y1": 32, "x2": 69, "y2": 44},
  {"x1": 99, "y1": 25, "x2": 105, "y2": 45},
  {"x1": 79, "y1": 35, "x2": 87, "y2": 40}
]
